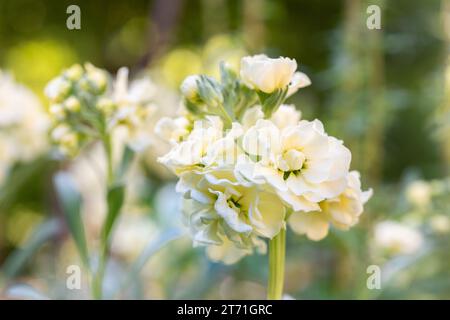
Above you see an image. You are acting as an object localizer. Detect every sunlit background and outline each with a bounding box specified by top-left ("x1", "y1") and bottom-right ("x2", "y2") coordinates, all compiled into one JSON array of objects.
[{"x1": 0, "y1": 0, "x2": 449, "y2": 299}]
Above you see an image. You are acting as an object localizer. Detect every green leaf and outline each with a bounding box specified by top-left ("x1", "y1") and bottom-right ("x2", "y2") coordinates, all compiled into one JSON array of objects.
[
  {"x1": 116, "y1": 145, "x2": 135, "y2": 182},
  {"x1": 100, "y1": 183, "x2": 125, "y2": 245},
  {"x1": 54, "y1": 172, "x2": 89, "y2": 267}
]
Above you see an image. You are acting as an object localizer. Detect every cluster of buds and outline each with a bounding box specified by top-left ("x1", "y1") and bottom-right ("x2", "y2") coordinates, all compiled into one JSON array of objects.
[
  {"x1": 45, "y1": 63, "x2": 108, "y2": 155},
  {"x1": 45, "y1": 63, "x2": 156, "y2": 156}
]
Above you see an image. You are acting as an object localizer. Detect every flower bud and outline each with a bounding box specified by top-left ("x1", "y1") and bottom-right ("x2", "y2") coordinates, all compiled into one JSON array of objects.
[
  {"x1": 45, "y1": 77, "x2": 71, "y2": 102},
  {"x1": 65, "y1": 64, "x2": 84, "y2": 81},
  {"x1": 180, "y1": 75, "x2": 200, "y2": 101},
  {"x1": 49, "y1": 104, "x2": 66, "y2": 120},
  {"x1": 85, "y1": 63, "x2": 108, "y2": 93},
  {"x1": 64, "y1": 96, "x2": 81, "y2": 112},
  {"x1": 96, "y1": 97, "x2": 115, "y2": 114},
  {"x1": 52, "y1": 125, "x2": 78, "y2": 155}
]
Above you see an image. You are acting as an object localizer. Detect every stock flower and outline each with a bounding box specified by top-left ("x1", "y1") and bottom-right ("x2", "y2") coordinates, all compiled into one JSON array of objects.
[
  {"x1": 242, "y1": 104, "x2": 301, "y2": 130},
  {"x1": 0, "y1": 71, "x2": 50, "y2": 183},
  {"x1": 240, "y1": 55, "x2": 297, "y2": 93},
  {"x1": 288, "y1": 171, "x2": 372, "y2": 240},
  {"x1": 157, "y1": 53, "x2": 371, "y2": 266},
  {"x1": 109, "y1": 67, "x2": 158, "y2": 151},
  {"x1": 155, "y1": 116, "x2": 191, "y2": 144},
  {"x1": 238, "y1": 118, "x2": 351, "y2": 212},
  {"x1": 177, "y1": 170, "x2": 284, "y2": 262},
  {"x1": 158, "y1": 116, "x2": 243, "y2": 174}
]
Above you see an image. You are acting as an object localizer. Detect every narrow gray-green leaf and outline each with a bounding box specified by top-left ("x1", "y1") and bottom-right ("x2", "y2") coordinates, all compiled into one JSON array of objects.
[
  {"x1": 101, "y1": 183, "x2": 125, "y2": 244},
  {"x1": 116, "y1": 228, "x2": 185, "y2": 297},
  {"x1": 117, "y1": 146, "x2": 135, "y2": 182},
  {"x1": 54, "y1": 172, "x2": 89, "y2": 267}
]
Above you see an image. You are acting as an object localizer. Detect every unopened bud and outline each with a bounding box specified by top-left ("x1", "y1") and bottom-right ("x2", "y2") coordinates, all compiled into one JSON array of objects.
[
  {"x1": 64, "y1": 96, "x2": 81, "y2": 112},
  {"x1": 181, "y1": 75, "x2": 200, "y2": 101},
  {"x1": 65, "y1": 64, "x2": 83, "y2": 81}
]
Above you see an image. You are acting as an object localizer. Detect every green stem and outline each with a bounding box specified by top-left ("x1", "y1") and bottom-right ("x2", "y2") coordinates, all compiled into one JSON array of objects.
[
  {"x1": 92, "y1": 135, "x2": 114, "y2": 299},
  {"x1": 267, "y1": 227, "x2": 286, "y2": 300},
  {"x1": 104, "y1": 135, "x2": 114, "y2": 185}
]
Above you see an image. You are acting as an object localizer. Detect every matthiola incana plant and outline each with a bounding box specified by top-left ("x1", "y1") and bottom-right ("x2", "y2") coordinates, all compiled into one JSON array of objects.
[
  {"x1": 45, "y1": 63, "x2": 158, "y2": 299},
  {"x1": 157, "y1": 54, "x2": 372, "y2": 299}
]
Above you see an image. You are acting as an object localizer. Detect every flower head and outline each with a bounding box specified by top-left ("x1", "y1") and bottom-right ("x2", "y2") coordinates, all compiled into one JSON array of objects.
[
  {"x1": 157, "y1": 53, "x2": 371, "y2": 264},
  {"x1": 240, "y1": 55, "x2": 298, "y2": 93}
]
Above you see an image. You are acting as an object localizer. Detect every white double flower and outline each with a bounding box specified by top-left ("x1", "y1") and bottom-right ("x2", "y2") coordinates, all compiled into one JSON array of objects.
[
  {"x1": 237, "y1": 106, "x2": 351, "y2": 212},
  {"x1": 240, "y1": 54, "x2": 310, "y2": 94},
  {"x1": 177, "y1": 169, "x2": 285, "y2": 263},
  {"x1": 158, "y1": 116, "x2": 243, "y2": 174},
  {"x1": 289, "y1": 171, "x2": 372, "y2": 240}
]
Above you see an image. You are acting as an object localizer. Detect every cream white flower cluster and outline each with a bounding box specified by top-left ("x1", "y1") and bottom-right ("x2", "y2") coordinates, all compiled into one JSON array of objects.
[
  {"x1": 0, "y1": 71, "x2": 50, "y2": 184},
  {"x1": 45, "y1": 63, "x2": 156, "y2": 156},
  {"x1": 157, "y1": 54, "x2": 372, "y2": 263}
]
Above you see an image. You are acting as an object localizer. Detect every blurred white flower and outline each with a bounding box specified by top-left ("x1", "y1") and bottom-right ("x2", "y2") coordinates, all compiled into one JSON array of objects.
[
  {"x1": 374, "y1": 221, "x2": 424, "y2": 255},
  {"x1": 0, "y1": 71, "x2": 50, "y2": 183},
  {"x1": 240, "y1": 55, "x2": 298, "y2": 93},
  {"x1": 406, "y1": 180, "x2": 432, "y2": 208},
  {"x1": 109, "y1": 67, "x2": 158, "y2": 151},
  {"x1": 289, "y1": 171, "x2": 372, "y2": 240},
  {"x1": 430, "y1": 214, "x2": 450, "y2": 234}
]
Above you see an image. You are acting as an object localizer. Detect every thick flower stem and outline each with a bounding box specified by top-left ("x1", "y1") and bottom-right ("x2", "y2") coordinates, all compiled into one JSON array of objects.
[{"x1": 267, "y1": 227, "x2": 286, "y2": 300}]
